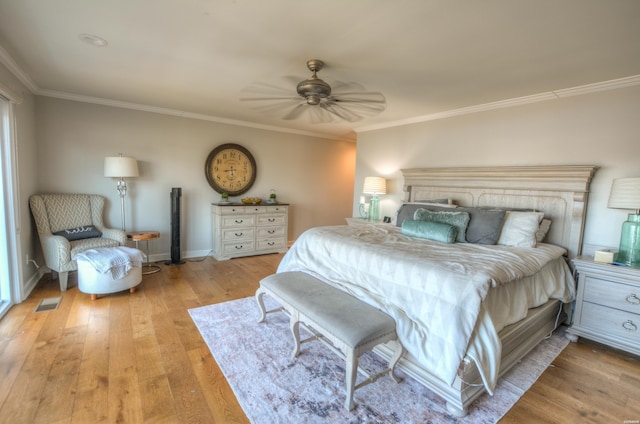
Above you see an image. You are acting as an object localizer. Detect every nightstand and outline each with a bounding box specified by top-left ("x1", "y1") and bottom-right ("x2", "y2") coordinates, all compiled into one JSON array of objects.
[{"x1": 567, "y1": 256, "x2": 640, "y2": 356}]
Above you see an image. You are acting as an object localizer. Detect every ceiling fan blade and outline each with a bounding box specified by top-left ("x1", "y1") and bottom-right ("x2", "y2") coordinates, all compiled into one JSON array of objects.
[
  {"x1": 281, "y1": 104, "x2": 307, "y2": 120},
  {"x1": 330, "y1": 91, "x2": 386, "y2": 104},
  {"x1": 320, "y1": 102, "x2": 362, "y2": 122}
]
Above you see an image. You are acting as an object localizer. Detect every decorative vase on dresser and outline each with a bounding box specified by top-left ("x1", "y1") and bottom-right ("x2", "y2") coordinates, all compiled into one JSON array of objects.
[
  {"x1": 211, "y1": 203, "x2": 289, "y2": 260},
  {"x1": 567, "y1": 256, "x2": 640, "y2": 356}
]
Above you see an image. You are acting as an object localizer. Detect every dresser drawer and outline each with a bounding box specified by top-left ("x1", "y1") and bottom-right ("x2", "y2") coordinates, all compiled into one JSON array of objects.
[
  {"x1": 583, "y1": 276, "x2": 640, "y2": 315},
  {"x1": 221, "y1": 241, "x2": 256, "y2": 255},
  {"x1": 218, "y1": 206, "x2": 246, "y2": 214},
  {"x1": 256, "y1": 238, "x2": 287, "y2": 251},
  {"x1": 257, "y1": 226, "x2": 286, "y2": 238},
  {"x1": 257, "y1": 214, "x2": 286, "y2": 226},
  {"x1": 221, "y1": 215, "x2": 255, "y2": 228},
  {"x1": 221, "y1": 228, "x2": 255, "y2": 241},
  {"x1": 580, "y1": 302, "x2": 640, "y2": 343}
]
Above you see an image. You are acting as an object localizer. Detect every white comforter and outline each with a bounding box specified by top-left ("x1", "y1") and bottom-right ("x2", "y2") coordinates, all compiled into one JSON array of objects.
[{"x1": 277, "y1": 224, "x2": 575, "y2": 393}]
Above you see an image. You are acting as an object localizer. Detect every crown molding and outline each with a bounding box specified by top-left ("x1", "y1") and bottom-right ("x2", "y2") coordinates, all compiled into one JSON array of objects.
[
  {"x1": 356, "y1": 75, "x2": 640, "y2": 133},
  {"x1": 0, "y1": 44, "x2": 39, "y2": 93}
]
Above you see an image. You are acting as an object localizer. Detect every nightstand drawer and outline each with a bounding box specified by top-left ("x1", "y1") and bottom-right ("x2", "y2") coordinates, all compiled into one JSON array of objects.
[
  {"x1": 580, "y1": 302, "x2": 640, "y2": 343},
  {"x1": 583, "y1": 276, "x2": 640, "y2": 315}
]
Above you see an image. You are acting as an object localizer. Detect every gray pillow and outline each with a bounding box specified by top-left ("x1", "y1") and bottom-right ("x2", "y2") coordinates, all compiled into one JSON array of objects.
[
  {"x1": 462, "y1": 208, "x2": 507, "y2": 245},
  {"x1": 401, "y1": 220, "x2": 458, "y2": 243},
  {"x1": 53, "y1": 225, "x2": 102, "y2": 241},
  {"x1": 413, "y1": 208, "x2": 470, "y2": 243}
]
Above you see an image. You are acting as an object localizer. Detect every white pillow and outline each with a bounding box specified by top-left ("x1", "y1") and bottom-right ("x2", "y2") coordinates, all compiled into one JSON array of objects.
[{"x1": 498, "y1": 211, "x2": 545, "y2": 247}]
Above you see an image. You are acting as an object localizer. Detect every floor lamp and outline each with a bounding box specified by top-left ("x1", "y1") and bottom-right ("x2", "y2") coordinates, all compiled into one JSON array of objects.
[{"x1": 104, "y1": 154, "x2": 139, "y2": 231}]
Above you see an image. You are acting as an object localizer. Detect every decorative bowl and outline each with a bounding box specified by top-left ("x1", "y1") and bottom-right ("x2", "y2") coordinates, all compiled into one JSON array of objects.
[{"x1": 241, "y1": 197, "x2": 262, "y2": 205}]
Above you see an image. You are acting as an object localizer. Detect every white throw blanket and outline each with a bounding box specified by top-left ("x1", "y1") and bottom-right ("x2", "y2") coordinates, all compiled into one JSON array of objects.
[
  {"x1": 277, "y1": 224, "x2": 574, "y2": 393},
  {"x1": 76, "y1": 246, "x2": 144, "y2": 280}
]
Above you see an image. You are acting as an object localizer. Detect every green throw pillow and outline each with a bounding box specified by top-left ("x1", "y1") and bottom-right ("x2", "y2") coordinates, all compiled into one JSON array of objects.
[
  {"x1": 401, "y1": 220, "x2": 458, "y2": 244},
  {"x1": 413, "y1": 208, "x2": 470, "y2": 243}
]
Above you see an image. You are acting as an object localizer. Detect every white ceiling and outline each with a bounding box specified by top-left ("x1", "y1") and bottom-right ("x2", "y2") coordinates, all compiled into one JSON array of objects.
[{"x1": 1, "y1": 0, "x2": 639, "y2": 141}]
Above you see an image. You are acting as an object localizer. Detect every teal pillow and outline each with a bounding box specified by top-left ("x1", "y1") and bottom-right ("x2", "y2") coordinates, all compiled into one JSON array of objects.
[
  {"x1": 402, "y1": 220, "x2": 458, "y2": 244},
  {"x1": 413, "y1": 208, "x2": 470, "y2": 243}
]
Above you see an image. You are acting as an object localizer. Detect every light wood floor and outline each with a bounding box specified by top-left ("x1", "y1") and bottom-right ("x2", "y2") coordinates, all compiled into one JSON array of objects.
[{"x1": 0, "y1": 254, "x2": 638, "y2": 423}]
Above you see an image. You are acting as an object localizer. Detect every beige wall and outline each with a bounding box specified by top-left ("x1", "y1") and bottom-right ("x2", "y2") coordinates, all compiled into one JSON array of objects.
[
  {"x1": 354, "y1": 85, "x2": 640, "y2": 255},
  {"x1": 34, "y1": 97, "x2": 356, "y2": 262}
]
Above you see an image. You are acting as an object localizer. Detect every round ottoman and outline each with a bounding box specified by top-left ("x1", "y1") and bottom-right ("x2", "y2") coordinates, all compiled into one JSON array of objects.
[{"x1": 77, "y1": 247, "x2": 143, "y2": 300}]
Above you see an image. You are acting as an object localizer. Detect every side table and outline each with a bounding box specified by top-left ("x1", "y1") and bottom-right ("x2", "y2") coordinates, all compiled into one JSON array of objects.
[{"x1": 127, "y1": 231, "x2": 161, "y2": 275}]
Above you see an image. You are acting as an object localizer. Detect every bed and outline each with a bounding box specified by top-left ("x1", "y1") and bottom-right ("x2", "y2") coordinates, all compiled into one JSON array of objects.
[{"x1": 277, "y1": 165, "x2": 597, "y2": 416}]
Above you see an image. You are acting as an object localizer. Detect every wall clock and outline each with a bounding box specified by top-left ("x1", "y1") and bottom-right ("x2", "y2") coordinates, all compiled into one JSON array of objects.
[{"x1": 205, "y1": 143, "x2": 257, "y2": 196}]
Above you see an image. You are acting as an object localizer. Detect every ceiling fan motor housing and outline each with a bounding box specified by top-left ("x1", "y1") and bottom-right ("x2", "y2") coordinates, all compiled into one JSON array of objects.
[{"x1": 297, "y1": 59, "x2": 331, "y2": 105}]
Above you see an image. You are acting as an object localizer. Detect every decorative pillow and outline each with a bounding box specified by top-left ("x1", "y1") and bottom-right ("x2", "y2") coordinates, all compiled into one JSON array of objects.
[
  {"x1": 396, "y1": 203, "x2": 457, "y2": 227},
  {"x1": 53, "y1": 225, "x2": 102, "y2": 241},
  {"x1": 401, "y1": 220, "x2": 458, "y2": 244},
  {"x1": 536, "y1": 218, "x2": 552, "y2": 243},
  {"x1": 462, "y1": 208, "x2": 507, "y2": 245},
  {"x1": 497, "y1": 211, "x2": 545, "y2": 247},
  {"x1": 413, "y1": 208, "x2": 470, "y2": 243}
]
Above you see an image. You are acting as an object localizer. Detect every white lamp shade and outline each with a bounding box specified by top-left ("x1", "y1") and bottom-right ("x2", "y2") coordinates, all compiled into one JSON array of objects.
[
  {"x1": 608, "y1": 177, "x2": 640, "y2": 210},
  {"x1": 104, "y1": 156, "x2": 139, "y2": 178},
  {"x1": 362, "y1": 176, "x2": 387, "y2": 195}
]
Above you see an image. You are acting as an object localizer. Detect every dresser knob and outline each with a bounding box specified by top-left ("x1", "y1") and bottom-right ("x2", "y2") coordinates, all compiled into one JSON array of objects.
[
  {"x1": 622, "y1": 320, "x2": 637, "y2": 332},
  {"x1": 235, "y1": 219, "x2": 243, "y2": 224},
  {"x1": 626, "y1": 294, "x2": 640, "y2": 305},
  {"x1": 235, "y1": 232, "x2": 243, "y2": 237}
]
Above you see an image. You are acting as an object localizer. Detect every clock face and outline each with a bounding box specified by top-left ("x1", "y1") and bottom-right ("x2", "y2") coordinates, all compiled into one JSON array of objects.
[{"x1": 205, "y1": 143, "x2": 257, "y2": 196}]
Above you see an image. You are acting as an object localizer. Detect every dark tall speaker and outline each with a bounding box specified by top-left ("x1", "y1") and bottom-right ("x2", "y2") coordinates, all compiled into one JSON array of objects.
[{"x1": 165, "y1": 187, "x2": 185, "y2": 265}]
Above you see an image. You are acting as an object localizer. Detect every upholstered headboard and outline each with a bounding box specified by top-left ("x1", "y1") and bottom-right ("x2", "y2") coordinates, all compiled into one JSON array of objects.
[{"x1": 401, "y1": 165, "x2": 598, "y2": 259}]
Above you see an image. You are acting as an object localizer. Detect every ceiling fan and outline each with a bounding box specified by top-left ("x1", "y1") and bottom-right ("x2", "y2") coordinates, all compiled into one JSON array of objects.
[{"x1": 240, "y1": 59, "x2": 386, "y2": 123}]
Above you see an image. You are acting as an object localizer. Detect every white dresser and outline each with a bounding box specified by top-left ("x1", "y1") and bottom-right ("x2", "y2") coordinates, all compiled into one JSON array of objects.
[
  {"x1": 211, "y1": 203, "x2": 289, "y2": 261},
  {"x1": 568, "y1": 256, "x2": 640, "y2": 356}
]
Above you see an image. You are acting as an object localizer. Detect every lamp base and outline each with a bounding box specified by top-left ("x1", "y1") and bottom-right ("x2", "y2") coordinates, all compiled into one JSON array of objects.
[
  {"x1": 368, "y1": 196, "x2": 380, "y2": 221},
  {"x1": 617, "y1": 213, "x2": 640, "y2": 268}
]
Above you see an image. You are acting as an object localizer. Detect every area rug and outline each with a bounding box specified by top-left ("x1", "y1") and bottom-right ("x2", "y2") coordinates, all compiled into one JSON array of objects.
[{"x1": 189, "y1": 296, "x2": 569, "y2": 424}]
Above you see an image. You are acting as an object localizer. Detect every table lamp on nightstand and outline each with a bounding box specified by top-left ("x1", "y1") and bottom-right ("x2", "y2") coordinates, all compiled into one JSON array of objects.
[
  {"x1": 608, "y1": 177, "x2": 640, "y2": 268},
  {"x1": 363, "y1": 176, "x2": 386, "y2": 222}
]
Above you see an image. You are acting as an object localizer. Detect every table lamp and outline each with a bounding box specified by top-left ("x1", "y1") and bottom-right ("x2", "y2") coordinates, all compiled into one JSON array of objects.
[
  {"x1": 607, "y1": 177, "x2": 640, "y2": 267},
  {"x1": 104, "y1": 154, "x2": 139, "y2": 231},
  {"x1": 363, "y1": 176, "x2": 386, "y2": 221}
]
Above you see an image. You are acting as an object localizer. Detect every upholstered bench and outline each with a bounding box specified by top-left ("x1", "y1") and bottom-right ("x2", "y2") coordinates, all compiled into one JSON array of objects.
[{"x1": 255, "y1": 271, "x2": 405, "y2": 410}]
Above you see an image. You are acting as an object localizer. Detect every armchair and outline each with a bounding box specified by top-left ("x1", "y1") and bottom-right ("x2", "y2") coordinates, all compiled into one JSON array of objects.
[{"x1": 29, "y1": 194, "x2": 127, "y2": 291}]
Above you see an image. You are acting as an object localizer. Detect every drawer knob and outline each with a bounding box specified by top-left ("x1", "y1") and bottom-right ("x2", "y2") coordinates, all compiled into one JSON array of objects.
[
  {"x1": 268, "y1": 218, "x2": 276, "y2": 222},
  {"x1": 235, "y1": 245, "x2": 244, "y2": 250},
  {"x1": 268, "y1": 230, "x2": 275, "y2": 234},
  {"x1": 267, "y1": 242, "x2": 275, "y2": 246},
  {"x1": 235, "y1": 219, "x2": 244, "y2": 224},
  {"x1": 622, "y1": 320, "x2": 638, "y2": 332},
  {"x1": 626, "y1": 294, "x2": 640, "y2": 305},
  {"x1": 235, "y1": 232, "x2": 243, "y2": 237}
]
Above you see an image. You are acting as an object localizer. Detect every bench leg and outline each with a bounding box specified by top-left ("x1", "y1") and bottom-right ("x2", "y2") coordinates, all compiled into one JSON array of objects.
[
  {"x1": 388, "y1": 340, "x2": 405, "y2": 383},
  {"x1": 255, "y1": 287, "x2": 267, "y2": 323},
  {"x1": 290, "y1": 310, "x2": 301, "y2": 360},
  {"x1": 345, "y1": 349, "x2": 358, "y2": 410}
]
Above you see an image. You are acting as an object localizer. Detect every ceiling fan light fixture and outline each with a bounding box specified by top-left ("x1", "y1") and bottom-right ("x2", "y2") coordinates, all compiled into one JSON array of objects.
[{"x1": 296, "y1": 76, "x2": 332, "y2": 103}]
